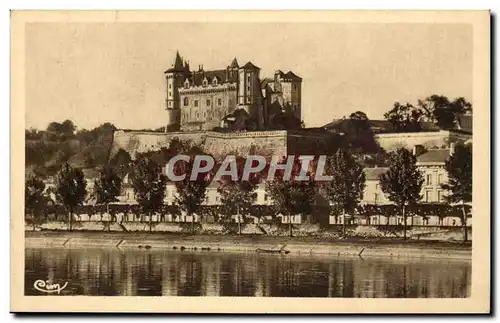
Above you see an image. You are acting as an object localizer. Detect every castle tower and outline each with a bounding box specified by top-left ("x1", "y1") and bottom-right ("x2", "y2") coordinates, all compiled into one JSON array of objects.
[
  {"x1": 164, "y1": 51, "x2": 188, "y2": 131},
  {"x1": 237, "y1": 62, "x2": 263, "y2": 128},
  {"x1": 275, "y1": 70, "x2": 302, "y2": 121}
]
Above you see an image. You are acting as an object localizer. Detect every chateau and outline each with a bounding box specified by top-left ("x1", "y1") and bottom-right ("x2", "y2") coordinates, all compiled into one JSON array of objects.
[{"x1": 164, "y1": 51, "x2": 302, "y2": 131}]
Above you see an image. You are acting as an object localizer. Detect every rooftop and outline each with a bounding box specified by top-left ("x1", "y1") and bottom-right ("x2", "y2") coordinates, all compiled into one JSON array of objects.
[
  {"x1": 363, "y1": 167, "x2": 388, "y2": 181},
  {"x1": 416, "y1": 149, "x2": 451, "y2": 164},
  {"x1": 241, "y1": 61, "x2": 260, "y2": 70}
]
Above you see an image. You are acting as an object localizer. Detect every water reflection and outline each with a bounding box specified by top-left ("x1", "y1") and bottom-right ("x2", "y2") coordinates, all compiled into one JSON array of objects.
[{"x1": 25, "y1": 248, "x2": 470, "y2": 298}]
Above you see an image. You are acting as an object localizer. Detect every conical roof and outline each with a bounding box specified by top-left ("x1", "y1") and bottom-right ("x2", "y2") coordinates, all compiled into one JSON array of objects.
[
  {"x1": 165, "y1": 50, "x2": 186, "y2": 73},
  {"x1": 229, "y1": 57, "x2": 239, "y2": 68},
  {"x1": 173, "y1": 51, "x2": 183, "y2": 69}
]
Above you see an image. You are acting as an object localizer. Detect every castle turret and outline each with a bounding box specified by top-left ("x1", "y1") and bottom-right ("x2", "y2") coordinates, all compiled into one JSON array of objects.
[
  {"x1": 237, "y1": 62, "x2": 263, "y2": 128},
  {"x1": 274, "y1": 70, "x2": 302, "y2": 121},
  {"x1": 164, "y1": 51, "x2": 188, "y2": 131}
]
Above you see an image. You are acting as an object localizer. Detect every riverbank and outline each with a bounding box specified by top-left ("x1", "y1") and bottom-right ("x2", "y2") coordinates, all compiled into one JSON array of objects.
[{"x1": 25, "y1": 231, "x2": 472, "y2": 260}]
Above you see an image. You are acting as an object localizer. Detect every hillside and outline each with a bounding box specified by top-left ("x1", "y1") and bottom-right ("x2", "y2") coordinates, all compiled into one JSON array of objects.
[{"x1": 25, "y1": 120, "x2": 116, "y2": 177}]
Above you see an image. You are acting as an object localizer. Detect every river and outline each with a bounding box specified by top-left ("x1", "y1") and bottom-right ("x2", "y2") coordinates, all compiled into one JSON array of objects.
[{"x1": 25, "y1": 248, "x2": 471, "y2": 297}]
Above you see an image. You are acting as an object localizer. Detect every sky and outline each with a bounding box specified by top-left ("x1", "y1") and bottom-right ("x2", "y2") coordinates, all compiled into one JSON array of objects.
[{"x1": 25, "y1": 22, "x2": 472, "y2": 130}]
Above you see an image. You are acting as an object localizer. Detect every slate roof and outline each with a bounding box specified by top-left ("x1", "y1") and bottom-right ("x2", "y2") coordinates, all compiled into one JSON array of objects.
[
  {"x1": 229, "y1": 58, "x2": 239, "y2": 68},
  {"x1": 363, "y1": 167, "x2": 388, "y2": 181},
  {"x1": 241, "y1": 61, "x2": 260, "y2": 70},
  {"x1": 275, "y1": 70, "x2": 302, "y2": 81},
  {"x1": 284, "y1": 71, "x2": 302, "y2": 81},
  {"x1": 165, "y1": 51, "x2": 186, "y2": 73},
  {"x1": 260, "y1": 78, "x2": 274, "y2": 89},
  {"x1": 416, "y1": 149, "x2": 450, "y2": 164},
  {"x1": 187, "y1": 69, "x2": 238, "y2": 86}
]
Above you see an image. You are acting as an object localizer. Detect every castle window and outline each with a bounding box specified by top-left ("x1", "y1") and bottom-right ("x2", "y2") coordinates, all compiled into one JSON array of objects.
[
  {"x1": 168, "y1": 101, "x2": 172, "y2": 107},
  {"x1": 169, "y1": 84, "x2": 172, "y2": 89},
  {"x1": 425, "y1": 191, "x2": 432, "y2": 202},
  {"x1": 194, "y1": 100, "x2": 199, "y2": 107},
  {"x1": 438, "y1": 190, "x2": 445, "y2": 203},
  {"x1": 206, "y1": 99, "x2": 211, "y2": 107},
  {"x1": 203, "y1": 78, "x2": 208, "y2": 87},
  {"x1": 218, "y1": 98, "x2": 222, "y2": 106},
  {"x1": 184, "y1": 97, "x2": 189, "y2": 106},
  {"x1": 212, "y1": 78, "x2": 218, "y2": 86},
  {"x1": 184, "y1": 80, "x2": 190, "y2": 89},
  {"x1": 426, "y1": 174, "x2": 433, "y2": 186}
]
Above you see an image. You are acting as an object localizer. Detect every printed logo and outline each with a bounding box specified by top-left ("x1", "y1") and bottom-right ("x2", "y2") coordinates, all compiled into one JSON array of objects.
[{"x1": 33, "y1": 279, "x2": 68, "y2": 294}]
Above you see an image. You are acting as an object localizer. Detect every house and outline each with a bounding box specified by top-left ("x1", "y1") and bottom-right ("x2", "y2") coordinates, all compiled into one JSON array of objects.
[
  {"x1": 362, "y1": 167, "x2": 390, "y2": 205},
  {"x1": 415, "y1": 145, "x2": 452, "y2": 204}
]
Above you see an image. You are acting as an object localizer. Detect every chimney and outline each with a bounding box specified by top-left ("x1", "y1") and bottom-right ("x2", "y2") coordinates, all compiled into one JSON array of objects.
[
  {"x1": 274, "y1": 70, "x2": 281, "y2": 81},
  {"x1": 450, "y1": 142, "x2": 456, "y2": 156},
  {"x1": 412, "y1": 145, "x2": 425, "y2": 156}
]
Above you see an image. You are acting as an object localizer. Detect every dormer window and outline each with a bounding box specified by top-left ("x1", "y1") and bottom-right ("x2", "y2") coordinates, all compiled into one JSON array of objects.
[
  {"x1": 184, "y1": 79, "x2": 190, "y2": 89},
  {"x1": 212, "y1": 77, "x2": 218, "y2": 86},
  {"x1": 203, "y1": 77, "x2": 209, "y2": 87}
]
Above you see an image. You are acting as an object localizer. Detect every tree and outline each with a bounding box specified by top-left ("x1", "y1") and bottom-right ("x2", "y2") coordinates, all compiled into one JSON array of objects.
[
  {"x1": 25, "y1": 175, "x2": 47, "y2": 230},
  {"x1": 345, "y1": 111, "x2": 379, "y2": 153},
  {"x1": 217, "y1": 156, "x2": 259, "y2": 234},
  {"x1": 441, "y1": 144, "x2": 472, "y2": 241},
  {"x1": 54, "y1": 163, "x2": 87, "y2": 231},
  {"x1": 384, "y1": 102, "x2": 425, "y2": 132},
  {"x1": 61, "y1": 119, "x2": 76, "y2": 137},
  {"x1": 379, "y1": 148, "x2": 424, "y2": 240},
  {"x1": 131, "y1": 157, "x2": 167, "y2": 232},
  {"x1": 265, "y1": 157, "x2": 317, "y2": 237},
  {"x1": 325, "y1": 149, "x2": 366, "y2": 237},
  {"x1": 349, "y1": 111, "x2": 369, "y2": 121},
  {"x1": 26, "y1": 121, "x2": 117, "y2": 177},
  {"x1": 172, "y1": 156, "x2": 211, "y2": 233},
  {"x1": 93, "y1": 166, "x2": 122, "y2": 231},
  {"x1": 418, "y1": 95, "x2": 472, "y2": 129},
  {"x1": 109, "y1": 148, "x2": 132, "y2": 178}
]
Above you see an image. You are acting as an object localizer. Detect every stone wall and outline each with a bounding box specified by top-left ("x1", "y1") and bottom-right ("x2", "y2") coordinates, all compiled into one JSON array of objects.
[
  {"x1": 110, "y1": 130, "x2": 206, "y2": 158},
  {"x1": 111, "y1": 129, "x2": 331, "y2": 161},
  {"x1": 375, "y1": 130, "x2": 471, "y2": 151},
  {"x1": 30, "y1": 220, "x2": 471, "y2": 241},
  {"x1": 178, "y1": 84, "x2": 237, "y2": 131},
  {"x1": 203, "y1": 131, "x2": 287, "y2": 159}
]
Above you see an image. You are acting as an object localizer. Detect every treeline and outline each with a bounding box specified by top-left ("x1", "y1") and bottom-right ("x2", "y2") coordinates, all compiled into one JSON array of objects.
[
  {"x1": 36, "y1": 203, "x2": 471, "y2": 223},
  {"x1": 26, "y1": 137, "x2": 472, "y2": 240},
  {"x1": 25, "y1": 120, "x2": 116, "y2": 177},
  {"x1": 384, "y1": 94, "x2": 472, "y2": 132}
]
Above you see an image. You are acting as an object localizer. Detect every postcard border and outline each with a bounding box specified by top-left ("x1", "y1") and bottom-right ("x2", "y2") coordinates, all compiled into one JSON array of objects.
[{"x1": 10, "y1": 10, "x2": 490, "y2": 313}]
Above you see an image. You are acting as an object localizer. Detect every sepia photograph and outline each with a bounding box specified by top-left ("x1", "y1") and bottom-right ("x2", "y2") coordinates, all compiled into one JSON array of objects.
[{"x1": 10, "y1": 10, "x2": 490, "y2": 313}]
